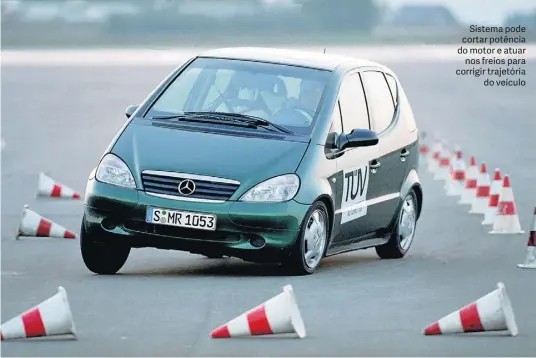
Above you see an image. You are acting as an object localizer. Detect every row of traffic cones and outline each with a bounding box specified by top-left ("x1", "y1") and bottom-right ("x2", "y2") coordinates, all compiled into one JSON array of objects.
[
  {"x1": 16, "y1": 173, "x2": 80, "y2": 240},
  {"x1": 0, "y1": 282, "x2": 521, "y2": 341},
  {"x1": 419, "y1": 132, "x2": 535, "y2": 269}
]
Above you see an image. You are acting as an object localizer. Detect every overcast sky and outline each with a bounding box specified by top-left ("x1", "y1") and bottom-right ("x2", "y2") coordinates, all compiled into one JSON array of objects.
[{"x1": 382, "y1": 0, "x2": 535, "y2": 25}]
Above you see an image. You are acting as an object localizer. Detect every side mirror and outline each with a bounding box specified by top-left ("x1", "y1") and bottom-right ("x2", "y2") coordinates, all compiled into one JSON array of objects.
[
  {"x1": 325, "y1": 132, "x2": 339, "y2": 149},
  {"x1": 125, "y1": 104, "x2": 139, "y2": 119},
  {"x1": 338, "y1": 128, "x2": 378, "y2": 151}
]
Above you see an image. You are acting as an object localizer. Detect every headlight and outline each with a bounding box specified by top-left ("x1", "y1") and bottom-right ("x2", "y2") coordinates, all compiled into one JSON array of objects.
[
  {"x1": 240, "y1": 174, "x2": 300, "y2": 202},
  {"x1": 95, "y1": 154, "x2": 136, "y2": 189}
]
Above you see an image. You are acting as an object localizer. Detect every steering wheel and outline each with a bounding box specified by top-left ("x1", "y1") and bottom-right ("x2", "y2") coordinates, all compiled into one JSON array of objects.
[
  {"x1": 272, "y1": 106, "x2": 312, "y2": 127},
  {"x1": 280, "y1": 99, "x2": 315, "y2": 122}
]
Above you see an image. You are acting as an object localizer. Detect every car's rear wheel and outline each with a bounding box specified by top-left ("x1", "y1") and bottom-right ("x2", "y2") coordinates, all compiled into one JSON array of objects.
[
  {"x1": 80, "y1": 217, "x2": 131, "y2": 275},
  {"x1": 282, "y1": 201, "x2": 329, "y2": 275},
  {"x1": 376, "y1": 189, "x2": 418, "y2": 259}
]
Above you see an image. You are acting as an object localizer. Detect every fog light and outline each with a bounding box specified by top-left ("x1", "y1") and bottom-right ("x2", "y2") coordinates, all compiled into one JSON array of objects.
[
  {"x1": 101, "y1": 218, "x2": 117, "y2": 230},
  {"x1": 249, "y1": 236, "x2": 266, "y2": 248}
]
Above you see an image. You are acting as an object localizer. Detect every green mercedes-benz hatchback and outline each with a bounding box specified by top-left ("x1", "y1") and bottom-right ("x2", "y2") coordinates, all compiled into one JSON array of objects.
[{"x1": 81, "y1": 47, "x2": 423, "y2": 275}]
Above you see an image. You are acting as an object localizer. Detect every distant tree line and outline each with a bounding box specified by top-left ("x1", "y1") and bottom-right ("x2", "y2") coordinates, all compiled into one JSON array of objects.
[{"x1": 104, "y1": 0, "x2": 382, "y2": 37}]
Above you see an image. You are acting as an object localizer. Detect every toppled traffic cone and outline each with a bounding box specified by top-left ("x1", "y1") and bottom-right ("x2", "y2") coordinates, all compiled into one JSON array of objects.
[
  {"x1": 469, "y1": 163, "x2": 490, "y2": 215},
  {"x1": 458, "y1": 156, "x2": 478, "y2": 205},
  {"x1": 423, "y1": 282, "x2": 518, "y2": 336},
  {"x1": 0, "y1": 286, "x2": 77, "y2": 340},
  {"x1": 37, "y1": 173, "x2": 81, "y2": 199},
  {"x1": 211, "y1": 285, "x2": 306, "y2": 339},
  {"x1": 482, "y1": 169, "x2": 502, "y2": 225},
  {"x1": 16, "y1": 205, "x2": 77, "y2": 239},
  {"x1": 517, "y1": 207, "x2": 536, "y2": 269},
  {"x1": 489, "y1": 175, "x2": 524, "y2": 235},
  {"x1": 445, "y1": 148, "x2": 466, "y2": 197}
]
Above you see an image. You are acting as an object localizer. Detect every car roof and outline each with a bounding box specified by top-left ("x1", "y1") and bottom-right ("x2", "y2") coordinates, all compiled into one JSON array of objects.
[{"x1": 198, "y1": 47, "x2": 388, "y2": 72}]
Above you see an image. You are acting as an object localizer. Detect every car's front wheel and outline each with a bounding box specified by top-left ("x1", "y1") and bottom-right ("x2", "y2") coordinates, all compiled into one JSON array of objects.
[
  {"x1": 80, "y1": 218, "x2": 131, "y2": 275},
  {"x1": 282, "y1": 201, "x2": 330, "y2": 275},
  {"x1": 376, "y1": 189, "x2": 418, "y2": 259}
]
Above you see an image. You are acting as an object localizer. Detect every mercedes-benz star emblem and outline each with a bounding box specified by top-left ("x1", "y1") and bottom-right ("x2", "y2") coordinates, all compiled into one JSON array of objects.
[{"x1": 178, "y1": 179, "x2": 196, "y2": 195}]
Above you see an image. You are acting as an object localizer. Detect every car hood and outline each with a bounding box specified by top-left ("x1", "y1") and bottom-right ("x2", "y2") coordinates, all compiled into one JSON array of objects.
[{"x1": 111, "y1": 123, "x2": 310, "y2": 195}]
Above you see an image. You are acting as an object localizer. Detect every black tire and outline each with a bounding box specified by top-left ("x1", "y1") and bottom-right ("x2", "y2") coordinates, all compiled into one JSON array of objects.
[
  {"x1": 376, "y1": 189, "x2": 419, "y2": 259},
  {"x1": 281, "y1": 201, "x2": 330, "y2": 275},
  {"x1": 80, "y1": 218, "x2": 131, "y2": 275}
]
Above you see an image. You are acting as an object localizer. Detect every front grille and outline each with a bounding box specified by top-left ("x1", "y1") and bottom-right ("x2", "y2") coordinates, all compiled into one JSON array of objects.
[
  {"x1": 141, "y1": 171, "x2": 240, "y2": 201},
  {"x1": 123, "y1": 220, "x2": 240, "y2": 242}
]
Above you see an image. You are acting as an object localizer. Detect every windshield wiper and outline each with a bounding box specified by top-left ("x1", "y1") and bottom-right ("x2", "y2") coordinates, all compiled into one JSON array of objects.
[
  {"x1": 184, "y1": 111, "x2": 293, "y2": 134},
  {"x1": 151, "y1": 112, "x2": 293, "y2": 134},
  {"x1": 150, "y1": 113, "x2": 256, "y2": 129}
]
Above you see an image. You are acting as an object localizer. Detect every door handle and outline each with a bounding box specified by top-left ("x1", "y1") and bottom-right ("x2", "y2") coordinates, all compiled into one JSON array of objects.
[
  {"x1": 370, "y1": 160, "x2": 381, "y2": 173},
  {"x1": 400, "y1": 148, "x2": 410, "y2": 162}
]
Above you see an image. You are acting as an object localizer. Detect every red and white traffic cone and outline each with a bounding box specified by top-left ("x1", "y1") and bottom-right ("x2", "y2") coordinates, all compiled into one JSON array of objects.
[
  {"x1": 445, "y1": 148, "x2": 466, "y2": 197},
  {"x1": 37, "y1": 172, "x2": 81, "y2": 199},
  {"x1": 458, "y1": 156, "x2": 478, "y2": 205},
  {"x1": 418, "y1": 131, "x2": 432, "y2": 169},
  {"x1": 16, "y1": 205, "x2": 77, "y2": 239},
  {"x1": 0, "y1": 286, "x2": 76, "y2": 340},
  {"x1": 423, "y1": 282, "x2": 518, "y2": 336},
  {"x1": 210, "y1": 285, "x2": 306, "y2": 339},
  {"x1": 482, "y1": 169, "x2": 502, "y2": 225},
  {"x1": 427, "y1": 140, "x2": 443, "y2": 174},
  {"x1": 433, "y1": 147, "x2": 451, "y2": 181},
  {"x1": 419, "y1": 132, "x2": 429, "y2": 161},
  {"x1": 517, "y1": 207, "x2": 536, "y2": 269},
  {"x1": 469, "y1": 163, "x2": 490, "y2": 215},
  {"x1": 489, "y1": 175, "x2": 524, "y2": 235}
]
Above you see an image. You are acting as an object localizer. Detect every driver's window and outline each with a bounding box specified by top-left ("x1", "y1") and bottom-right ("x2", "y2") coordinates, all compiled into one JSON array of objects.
[{"x1": 203, "y1": 69, "x2": 234, "y2": 107}]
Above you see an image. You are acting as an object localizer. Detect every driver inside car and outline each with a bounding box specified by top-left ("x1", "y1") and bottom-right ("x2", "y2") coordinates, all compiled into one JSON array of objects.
[
  {"x1": 271, "y1": 78, "x2": 324, "y2": 128},
  {"x1": 295, "y1": 78, "x2": 324, "y2": 121},
  {"x1": 213, "y1": 73, "x2": 268, "y2": 118}
]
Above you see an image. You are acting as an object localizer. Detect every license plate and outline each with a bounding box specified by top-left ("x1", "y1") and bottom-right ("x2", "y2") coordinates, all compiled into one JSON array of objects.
[{"x1": 145, "y1": 207, "x2": 217, "y2": 231}]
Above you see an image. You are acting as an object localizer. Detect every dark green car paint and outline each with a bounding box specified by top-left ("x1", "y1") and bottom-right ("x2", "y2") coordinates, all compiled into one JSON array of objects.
[
  {"x1": 82, "y1": 51, "x2": 423, "y2": 266},
  {"x1": 111, "y1": 122, "x2": 309, "y2": 199}
]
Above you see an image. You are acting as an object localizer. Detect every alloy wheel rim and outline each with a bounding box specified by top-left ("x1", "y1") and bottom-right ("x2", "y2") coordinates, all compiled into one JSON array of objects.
[
  {"x1": 399, "y1": 195, "x2": 417, "y2": 251},
  {"x1": 303, "y1": 209, "x2": 327, "y2": 269}
]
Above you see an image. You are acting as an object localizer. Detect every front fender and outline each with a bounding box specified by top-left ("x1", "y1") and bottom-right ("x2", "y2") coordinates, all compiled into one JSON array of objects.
[{"x1": 292, "y1": 145, "x2": 336, "y2": 206}]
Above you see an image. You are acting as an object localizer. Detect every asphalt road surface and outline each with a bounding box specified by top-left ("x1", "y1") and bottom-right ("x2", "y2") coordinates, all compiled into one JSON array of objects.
[{"x1": 1, "y1": 52, "x2": 535, "y2": 357}]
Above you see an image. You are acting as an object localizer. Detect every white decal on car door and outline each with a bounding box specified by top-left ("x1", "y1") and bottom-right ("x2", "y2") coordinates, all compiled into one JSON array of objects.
[{"x1": 341, "y1": 163, "x2": 369, "y2": 224}]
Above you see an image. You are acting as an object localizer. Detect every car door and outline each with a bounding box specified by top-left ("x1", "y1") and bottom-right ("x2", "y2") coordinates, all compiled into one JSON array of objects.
[
  {"x1": 360, "y1": 70, "x2": 406, "y2": 230},
  {"x1": 332, "y1": 72, "x2": 383, "y2": 245}
]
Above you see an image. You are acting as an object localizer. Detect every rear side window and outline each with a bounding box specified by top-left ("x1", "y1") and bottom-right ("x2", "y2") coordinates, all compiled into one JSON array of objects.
[
  {"x1": 338, "y1": 73, "x2": 370, "y2": 132},
  {"x1": 385, "y1": 74, "x2": 398, "y2": 106},
  {"x1": 360, "y1": 71, "x2": 395, "y2": 134}
]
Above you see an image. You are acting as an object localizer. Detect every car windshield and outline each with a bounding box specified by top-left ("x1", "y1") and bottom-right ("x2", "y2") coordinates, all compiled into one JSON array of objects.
[{"x1": 145, "y1": 57, "x2": 332, "y2": 135}]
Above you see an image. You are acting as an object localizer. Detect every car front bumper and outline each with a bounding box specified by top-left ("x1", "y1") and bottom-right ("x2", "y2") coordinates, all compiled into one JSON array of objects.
[{"x1": 82, "y1": 179, "x2": 310, "y2": 262}]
